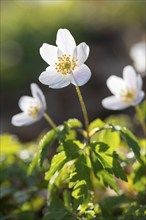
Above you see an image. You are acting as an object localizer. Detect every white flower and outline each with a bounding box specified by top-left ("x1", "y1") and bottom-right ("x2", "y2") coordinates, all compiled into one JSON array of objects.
[
  {"x1": 102, "y1": 66, "x2": 145, "y2": 110},
  {"x1": 39, "y1": 28, "x2": 91, "y2": 89},
  {"x1": 130, "y1": 42, "x2": 146, "y2": 76},
  {"x1": 11, "y1": 83, "x2": 46, "y2": 126}
]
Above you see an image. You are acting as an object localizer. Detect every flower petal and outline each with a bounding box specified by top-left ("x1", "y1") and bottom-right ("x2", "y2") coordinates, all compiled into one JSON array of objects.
[
  {"x1": 11, "y1": 112, "x2": 38, "y2": 126},
  {"x1": 49, "y1": 75, "x2": 71, "y2": 89},
  {"x1": 130, "y1": 42, "x2": 146, "y2": 74},
  {"x1": 76, "y1": 42, "x2": 89, "y2": 65},
  {"x1": 137, "y1": 74, "x2": 143, "y2": 91},
  {"x1": 40, "y1": 43, "x2": 58, "y2": 65},
  {"x1": 102, "y1": 96, "x2": 129, "y2": 110},
  {"x1": 31, "y1": 83, "x2": 46, "y2": 109},
  {"x1": 18, "y1": 96, "x2": 34, "y2": 112},
  {"x1": 123, "y1": 66, "x2": 137, "y2": 90},
  {"x1": 39, "y1": 66, "x2": 64, "y2": 85},
  {"x1": 56, "y1": 29, "x2": 76, "y2": 55},
  {"x1": 71, "y1": 64, "x2": 91, "y2": 86},
  {"x1": 107, "y1": 75, "x2": 126, "y2": 95},
  {"x1": 132, "y1": 91, "x2": 145, "y2": 105}
]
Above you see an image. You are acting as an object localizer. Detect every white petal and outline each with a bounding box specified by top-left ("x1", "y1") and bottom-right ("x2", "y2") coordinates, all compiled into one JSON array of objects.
[
  {"x1": 137, "y1": 74, "x2": 143, "y2": 90},
  {"x1": 76, "y1": 42, "x2": 89, "y2": 65},
  {"x1": 130, "y1": 42, "x2": 146, "y2": 73},
  {"x1": 107, "y1": 75, "x2": 126, "y2": 95},
  {"x1": 40, "y1": 43, "x2": 58, "y2": 65},
  {"x1": 11, "y1": 112, "x2": 38, "y2": 126},
  {"x1": 39, "y1": 66, "x2": 64, "y2": 86},
  {"x1": 56, "y1": 29, "x2": 76, "y2": 55},
  {"x1": 18, "y1": 96, "x2": 34, "y2": 112},
  {"x1": 132, "y1": 91, "x2": 145, "y2": 105},
  {"x1": 102, "y1": 96, "x2": 129, "y2": 110},
  {"x1": 31, "y1": 83, "x2": 46, "y2": 109},
  {"x1": 49, "y1": 75, "x2": 71, "y2": 89},
  {"x1": 123, "y1": 66, "x2": 137, "y2": 90},
  {"x1": 71, "y1": 64, "x2": 91, "y2": 86}
]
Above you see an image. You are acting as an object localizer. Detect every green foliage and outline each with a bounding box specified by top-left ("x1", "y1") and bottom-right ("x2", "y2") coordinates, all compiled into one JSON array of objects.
[
  {"x1": 1, "y1": 115, "x2": 145, "y2": 219},
  {"x1": 0, "y1": 134, "x2": 46, "y2": 220}
]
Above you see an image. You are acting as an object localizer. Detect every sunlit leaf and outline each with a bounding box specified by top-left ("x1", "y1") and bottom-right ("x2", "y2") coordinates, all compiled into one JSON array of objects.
[
  {"x1": 45, "y1": 151, "x2": 67, "y2": 181},
  {"x1": 89, "y1": 118, "x2": 105, "y2": 132},
  {"x1": 0, "y1": 134, "x2": 21, "y2": 155},
  {"x1": 39, "y1": 129, "x2": 56, "y2": 166},
  {"x1": 66, "y1": 118, "x2": 82, "y2": 128}
]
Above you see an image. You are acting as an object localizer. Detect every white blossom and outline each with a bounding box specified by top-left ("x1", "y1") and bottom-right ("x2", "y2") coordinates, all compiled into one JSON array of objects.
[
  {"x1": 130, "y1": 42, "x2": 146, "y2": 76},
  {"x1": 39, "y1": 28, "x2": 91, "y2": 89},
  {"x1": 11, "y1": 83, "x2": 46, "y2": 126},
  {"x1": 102, "y1": 66, "x2": 145, "y2": 110}
]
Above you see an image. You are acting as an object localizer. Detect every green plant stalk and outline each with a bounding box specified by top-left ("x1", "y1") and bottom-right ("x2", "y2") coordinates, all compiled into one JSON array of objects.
[
  {"x1": 75, "y1": 86, "x2": 89, "y2": 138},
  {"x1": 43, "y1": 112, "x2": 56, "y2": 129},
  {"x1": 135, "y1": 105, "x2": 146, "y2": 136}
]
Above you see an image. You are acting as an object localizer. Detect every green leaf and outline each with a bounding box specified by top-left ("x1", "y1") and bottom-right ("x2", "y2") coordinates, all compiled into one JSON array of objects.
[
  {"x1": 28, "y1": 130, "x2": 56, "y2": 174},
  {"x1": 0, "y1": 134, "x2": 21, "y2": 155},
  {"x1": 90, "y1": 142, "x2": 127, "y2": 188},
  {"x1": 69, "y1": 154, "x2": 91, "y2": 203},
  {"x1": 63, "y1": 140, "x2": 83, "y2": 159},
  {"x1": 118, "y1": 127, "x2": 141, "y2": 162},
  {"x1": 98, "y1": 129, "x2": 120, "y2": 149},
  {"x1": 112, "y1": 152, "x2": 127, "y2": 181},
  {"x1": 89, "y1": 118, "x2": 105, "y2": 132},
  {"x1": 42, "y1": 195, "x2": 76, "y2": 220},
  {"x1": 99, "y1": 194, "x2": 132, "y2": 215},
  {"x1": 66, "y1": 118, "x2": 82, "y2": 128},
  {"x1": 27, "y1": 152, "x2": 39, "y2": 175},
  {"x1": 97, "y1": 170, "x2": 118, "y2": 193},
  {"x1": 39, "y1": 129, "x2": 56, "y2": 166},
  {"x1": 136, "y1": 100, "x2": 146, "y2": 121},
  {"x1": 90, "y1": 142, "x2": 113, "y2": 169},
  {"x1": 45, "y1": 151, "x2": 67, "y2": 181},
  {"x1": 56, "y1": 124, "x2": 69, "y2": 142}
]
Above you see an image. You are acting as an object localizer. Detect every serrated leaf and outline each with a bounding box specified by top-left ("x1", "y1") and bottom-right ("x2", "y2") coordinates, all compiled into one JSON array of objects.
[
  {"x1": 63, "y1": 140, "x2": 83, "y2": 159},
  {"x1": 112, "y1": 152, "x2": 127, "y2": 181},
  {"x1": 91, "y1": 142, "x2": 127, "y2": 184},
  {"x1": 69, "y1": 155, "x2": 91, "y2": 202},
  {"x1": 55, "y1": 160, "x2": 75, "y2": 188},
  {"x1": 119, "y1": 127, "x2": 141, "y2": 162},
  {"x1": 97, "y1": 170, "x2": 118, "y2": 193},
  {"x1": 45, "y1": 151, "x2": 67, "y2": 181},
  {"x1": 91, "y1": 142, "x2": 113, "y2": 169}
]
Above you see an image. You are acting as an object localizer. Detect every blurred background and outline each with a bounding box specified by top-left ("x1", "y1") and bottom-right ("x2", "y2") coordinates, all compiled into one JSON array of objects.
[{"x1": 1, "y1": 0, "x2": 146, "y2": 141}]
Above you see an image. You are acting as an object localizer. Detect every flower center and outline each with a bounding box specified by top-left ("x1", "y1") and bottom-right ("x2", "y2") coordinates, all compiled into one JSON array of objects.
[
  {"x1": 120, "y1": 88, "x2": 137, "y2": 104},
  {"x1": 27, "y1": 102, "x2": 40, "y2": 118},
  {"x1": 55, "y1": 54, "x2": 78, "y2": 75}
]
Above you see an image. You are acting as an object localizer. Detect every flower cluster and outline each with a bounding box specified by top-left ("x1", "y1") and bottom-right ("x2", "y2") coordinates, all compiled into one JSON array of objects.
[{"x1": 12, "y1": 28, "x2": 145, "y2": 127}]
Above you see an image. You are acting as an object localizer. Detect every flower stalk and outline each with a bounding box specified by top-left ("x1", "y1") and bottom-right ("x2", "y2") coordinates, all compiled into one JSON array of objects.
[
  {"x1": 75, "y1": 86, "x2": 89, "y2": 138},
  {"x1": 135, "y1": 105, "x2": 146, "y2": 136},
  {"x1": 43, "y1": 112, "x2": 56, "y2": 129}
]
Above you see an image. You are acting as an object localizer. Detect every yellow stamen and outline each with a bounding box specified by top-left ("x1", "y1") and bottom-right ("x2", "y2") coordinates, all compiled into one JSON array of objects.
[
  {"x1": 55, "y1": 54, "x2": 78, "y2": 75},
  {"x1": 120, "y1": 88, "x2": 137, "y2": 104}
]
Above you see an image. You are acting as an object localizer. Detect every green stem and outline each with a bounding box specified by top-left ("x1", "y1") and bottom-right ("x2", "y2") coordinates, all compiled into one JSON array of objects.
[
  {"x1": 75, "y1": 86, "x2": 89, "y2": 138},
  {"x1": 135, "y1": 105, "x2": 146, "y2": 136},
  {"x1": 43, "y1": 112, "x2": 56, "y2": 129}
]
